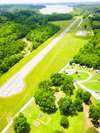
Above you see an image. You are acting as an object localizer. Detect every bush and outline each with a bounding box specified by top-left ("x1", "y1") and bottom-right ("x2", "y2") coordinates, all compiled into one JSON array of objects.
[
  {"x1": 60, "y1": 116, "x2": 69, "y2": 128},
  {"x1": 13, "y1": 113, "x2": 31, "y2": 133},
  {"x1": 61, "y1": 75, "x2": 75, "y2": 95},
  {"x1": 58, "y1": 97, "x2": 76, "y2": 116},
  {"x1": 74, "y1": 97, "x2": 83, "y2": 112},
  {"x1": 38, "y1": 80, "x2": 52, "y2": 90},
  {"x1": 82, "y1": 91, "x2": 91, "y2": 104},
  {"x1": 86, "y1": 127, "x2": 99, "y2": 133},
  {"x1": 50, "y1": 73, "x2": 64, "y2": 86},
  {"x1": 75, "y1": 89, "x2": 83, "y2": 99},
  {"x1": 35, "y1": 88, "x2": 57, "y2": 114},
  {"x1": 89, "y1": 103, "x2": 100, "y2": 123}
]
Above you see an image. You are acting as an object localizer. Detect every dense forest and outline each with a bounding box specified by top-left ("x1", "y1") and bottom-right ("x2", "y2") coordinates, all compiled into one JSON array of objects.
[
  {"x1": 71, "y1": 8, "x2": 100, "y2": 69},
  {"x1": 0, "y1": 4, "x2": 45, "y2": 12},
  {"x1": 27, "y1": 24, "x2": 59, "y2": 49},
  {"x1": 45, "y1": 13, "x2": 73, "y2": 21},
  {"x1": 0, "y1": 10, "x2": 73, "y2": 75}
]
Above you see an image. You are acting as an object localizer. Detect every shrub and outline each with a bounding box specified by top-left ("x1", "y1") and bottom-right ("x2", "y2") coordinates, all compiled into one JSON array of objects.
[
  {"x1": 13, "y1": 113, "x2": 31, "y2": 133},
  {"x1": 50, "y1": 73, "x2": 64, "y2": 86},
  {"x1": 58, "y1": 97, "x2": 76, "y2": 116},
  {"x1": 60, "y1": 116, "x2": 69, "y2": 128},
  {"x1": 35, "y1": 88, "x2": 57, "y2": 114},
  {"x1": 61, "y1": 75, "x2": 75, "y2": 95},
  {"x1": 38, "y1": 80, "x2": 52, "y2": 90},
  {"x1": 89, "y1": 103, "x2": 100, "y2": 123},
  {"x1": 74, "y1": 97, "x2": 83, "y2": 112},
  {"x1": 75, "y1": 89, "x2": 83, "y2": 99},
  {"x1": 82, "y1": 91, "x2": 91, "y2": 104}
]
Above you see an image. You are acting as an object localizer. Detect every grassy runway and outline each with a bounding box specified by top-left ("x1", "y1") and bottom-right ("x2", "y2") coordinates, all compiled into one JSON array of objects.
[{"x1": 0, "y1": 19, "x2": 88, "y2": 131}]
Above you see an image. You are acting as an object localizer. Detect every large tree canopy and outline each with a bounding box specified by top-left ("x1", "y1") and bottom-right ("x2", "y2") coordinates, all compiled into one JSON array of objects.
[
  {"x1": 35, "y1": 88, "x2": 57, "y2": 114},
  {"x1": 0, "y1": 10, "x2": 60, "y2": 75},
  {"x1": 13, "y1": 113, "x2": 31, "y2": 133},
  {"x1": 71, "y1": 9, "x2": 100, "y2": 69}
]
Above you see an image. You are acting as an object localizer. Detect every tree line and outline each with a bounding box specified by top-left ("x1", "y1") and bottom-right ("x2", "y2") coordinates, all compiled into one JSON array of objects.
[
  {"x1": 0, "y1": 10, "x2": 73, "y2": 76},
  {"x1": 71, "y1": 8, "x2": 100, "y2": 69},
  {"x1": 27, "y1": 24, "x2": 60, "y2": 49}
]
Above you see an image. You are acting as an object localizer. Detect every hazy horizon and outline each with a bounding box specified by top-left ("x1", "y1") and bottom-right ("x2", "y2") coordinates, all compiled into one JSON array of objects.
[{"x1": 0, "y1": 0, "x2": 100, "y2": 4}]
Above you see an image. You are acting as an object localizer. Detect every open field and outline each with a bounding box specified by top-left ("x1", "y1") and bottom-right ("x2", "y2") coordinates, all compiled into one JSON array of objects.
[
  {"x1": 8, "y1": 100, "x2": 86, "y2": 133},
  {"x1": 83, "y1": 71, "x2": 100, "y2": 91},
  {"x1": 0, "y1": 19, "x2": 88, "y2": 131},
  {"x1": 0, "y1": 20, "x2": 71, "y2": 130},
  {"x1": 84, "y1": 81, "x2": 100, "y2": 91}
]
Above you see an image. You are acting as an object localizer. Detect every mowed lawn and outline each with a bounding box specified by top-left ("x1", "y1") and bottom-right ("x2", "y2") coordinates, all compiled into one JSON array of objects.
[
  {"x1": 83, "y1": 71, "x2": 100, "y2": 91},
  {"x1": 66, "y1": 64, "x2": 100, "y2": 92},
  {"x1": 0, "y1": 19, "x2": 88, "y2": 131},
  {"x1": 9, "y1": 99, "x2": 86, "y2": 133},
  {"x1": 84, "y1": 81, "x2": 100, "y2": 91}
]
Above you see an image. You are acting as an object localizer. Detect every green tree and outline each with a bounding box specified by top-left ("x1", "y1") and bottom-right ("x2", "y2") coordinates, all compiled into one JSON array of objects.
[
  {"x1": 35, "y1": 88, "x2": 57, "y2": 114},
  {"x1": 61, "y1": 75, "x2": 75, "y2": 95},
  {"x1": 82, "y1": 91, "x2": 91, "y2": 104},
  {"x1": 58, "y1": 97, "x2": 76, "y2": 116},
  {"x1": 38, "y1": 80, "x2": 52, "y2": 90},
  {"x1": 60, "y1": 116, "x2": 69, "y2": 128},
  {"x1": 74, "y1": 97, "x2": 83, "y2": 112},
  {"x1": 89, "y1": 103, "x2": 100, "y2": 123},
  {"x1": 50, "y1": 73, "x2": 65, "y2": 86},
  {"x1": 13, "y1": 113, "x2": 30, "y2": 133},
  {"x1": 75, "y1": 89, "x2": 83, "y2": 99}
]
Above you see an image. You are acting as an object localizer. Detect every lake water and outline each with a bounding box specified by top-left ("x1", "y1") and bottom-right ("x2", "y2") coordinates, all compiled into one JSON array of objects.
[{"x1": 40, "y1": 5, "x2": 73, "y2": 14}]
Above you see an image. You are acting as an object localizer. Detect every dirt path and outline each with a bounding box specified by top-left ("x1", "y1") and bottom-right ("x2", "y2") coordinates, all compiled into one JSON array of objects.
[
  {"x1": 83, "y1": 104, "x2": 100, "y2": 132},
  {"x1": 83, "y1": 104, "x2": 93, "y2": 128}
]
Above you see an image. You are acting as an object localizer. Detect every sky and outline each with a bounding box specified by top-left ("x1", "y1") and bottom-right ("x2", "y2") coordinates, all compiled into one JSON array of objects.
[{"x1": 0, "y1": 0, "x2": 100, "y2": 4}]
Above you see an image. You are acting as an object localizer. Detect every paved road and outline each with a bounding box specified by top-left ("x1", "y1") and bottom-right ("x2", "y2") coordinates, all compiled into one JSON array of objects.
[
  {"x1": 60, "y1": 64, "x2": 100, "y2": 101},
  {"x1": 76, "y1": 82, "x2": 100, "y2": 101},
  {"x1": 75, "y1": 70, "x2": 100, "y2": 101},
  {"x1": 0, "y1": 18, "x2": 79, "y2": 97}
]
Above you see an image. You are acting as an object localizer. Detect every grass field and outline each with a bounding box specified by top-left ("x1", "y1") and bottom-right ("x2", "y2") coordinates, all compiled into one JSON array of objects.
[
  {"x1": 72, "y1": 71, "x2": 89, "y2": 81},
  {"x1": 83, "y1": 71, "x2": 100, "y2": 91},
  {"x1": 9, "y1": 98, "x2": 86, "y2": 133},
  {"x1": 84, "y1": 81, "x2": 100, "y2": 91},
  {"x1": 0, "y1": 19, "x2": 89, "y2": 131},
  {"x1": 66, "y1": 64, "x2": 100, "y2": 92}
]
